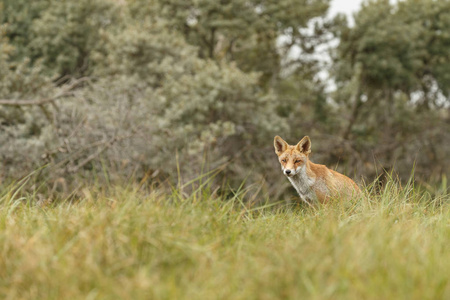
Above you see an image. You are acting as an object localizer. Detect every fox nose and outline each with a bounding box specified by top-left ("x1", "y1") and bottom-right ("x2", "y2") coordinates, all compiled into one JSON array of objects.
[{"x1": 285, "y1": 169, "x2": 291, "y2": 175}]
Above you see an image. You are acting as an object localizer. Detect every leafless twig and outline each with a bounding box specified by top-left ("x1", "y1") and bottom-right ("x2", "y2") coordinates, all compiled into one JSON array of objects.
[
  {"x1": 66, "y1": 131, "x2": 138, "y2": 174},
  {"x1": 0, "y1": 77, "x2": 90, "y2": 106}
]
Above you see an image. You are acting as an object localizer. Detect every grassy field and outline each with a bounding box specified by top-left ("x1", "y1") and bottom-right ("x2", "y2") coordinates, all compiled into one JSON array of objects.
[{"x1": 0, "y1": 175, "x2": 448, "y2": 300}]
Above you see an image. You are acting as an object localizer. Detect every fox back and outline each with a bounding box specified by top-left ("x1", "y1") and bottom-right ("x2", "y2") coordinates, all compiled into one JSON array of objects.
[{"x1": 274, "y1": 135, "x2": 360, "y2": 204}]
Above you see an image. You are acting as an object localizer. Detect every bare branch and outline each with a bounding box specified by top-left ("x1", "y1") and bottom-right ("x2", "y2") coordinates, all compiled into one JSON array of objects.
[
  {"x1": 0, "y1": 77, "x2": 90, "y2": 106},
  {"x1": 67, "y1": 131, "x2": 138, "y2": 174}
]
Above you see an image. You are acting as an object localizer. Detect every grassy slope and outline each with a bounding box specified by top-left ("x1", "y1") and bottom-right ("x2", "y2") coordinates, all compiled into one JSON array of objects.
[{"x1": 0, "y1": 178, "x2": 448, "y2": 300}]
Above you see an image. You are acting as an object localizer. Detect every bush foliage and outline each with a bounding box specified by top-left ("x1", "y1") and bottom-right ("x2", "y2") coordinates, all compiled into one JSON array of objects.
[{"x1": 0, "y1": 0, "x2": 449, "y2": 194}]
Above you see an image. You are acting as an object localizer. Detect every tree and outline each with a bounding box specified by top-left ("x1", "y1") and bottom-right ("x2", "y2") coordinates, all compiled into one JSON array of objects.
[
  {"x1": 1, "y1": 0, "x2": 118, "y2": 78},
  {"x1": 0, "y1": 0, "x2": 51, "y2": 61},
  {"x1": 331, "y1": 0, "x2": 450, "y2": 179},
  {"x1": 93, "y1": 17, "x2": 288, "y2": 183},
  {"x1": 0, "y1": 25, "x2": 56, "y2": 176},
  {"x1": 127, "y1": 0, "x2": 331, "y2": 87}
]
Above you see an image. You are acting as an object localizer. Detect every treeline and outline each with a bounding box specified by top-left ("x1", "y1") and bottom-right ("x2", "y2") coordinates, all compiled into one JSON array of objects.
[{"x1": 0, "y1": 0, "x2": 449, "y2": 196}]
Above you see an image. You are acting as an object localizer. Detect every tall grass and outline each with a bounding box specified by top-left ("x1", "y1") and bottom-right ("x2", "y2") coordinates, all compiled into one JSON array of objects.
[{"x1": 0, "y1": 174, "x2": 448, "y2": 299}]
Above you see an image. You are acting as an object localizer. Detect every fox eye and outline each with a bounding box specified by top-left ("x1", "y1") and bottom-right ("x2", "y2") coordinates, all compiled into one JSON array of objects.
[
  {"x1": 295, "y1": 160, "x2": 301, "y2": 164},
  {"x1": 281, "y1": 159, "x2": 287, "y2": 163}
]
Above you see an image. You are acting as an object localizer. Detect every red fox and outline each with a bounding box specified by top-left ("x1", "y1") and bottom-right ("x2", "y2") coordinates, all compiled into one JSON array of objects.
[{"x1": 274, "y1": 136, "x2": 360, "y2": 204}]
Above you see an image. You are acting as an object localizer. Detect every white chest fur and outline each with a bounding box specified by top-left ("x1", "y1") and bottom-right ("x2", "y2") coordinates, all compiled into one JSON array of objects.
[{"x1": 287, "y1": 166, "x2": 318, "y2": 203}]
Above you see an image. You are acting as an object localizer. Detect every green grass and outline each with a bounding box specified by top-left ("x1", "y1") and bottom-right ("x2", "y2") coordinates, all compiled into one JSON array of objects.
[{"x1": 0, "y1": 176, "x2": 448, "y2": 300}]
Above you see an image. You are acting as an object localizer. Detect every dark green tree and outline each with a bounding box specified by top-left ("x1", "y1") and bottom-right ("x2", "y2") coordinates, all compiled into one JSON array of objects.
[
  {"x1": 331, "y1": 0, "x2": 450, "y2": 179},
  {"x1": 128, "y1": 0, "x2": 331, "y2": 87}
]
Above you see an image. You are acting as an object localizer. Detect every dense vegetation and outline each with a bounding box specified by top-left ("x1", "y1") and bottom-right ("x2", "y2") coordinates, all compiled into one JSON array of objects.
[
  {"x1": 1, "y1": 1, "x2": 449, "y2": 298},
  {"x1": 0, "y1": 0, "x2": 448, "y2": 196},
  {"x1": 0, "y1": 176, "x2": 448, "y2": 299}
]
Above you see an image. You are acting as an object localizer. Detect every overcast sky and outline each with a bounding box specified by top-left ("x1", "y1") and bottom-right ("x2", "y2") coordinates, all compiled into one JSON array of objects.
[{"x1": 329, "y1": 0, "x2": 365, "y2": 23}]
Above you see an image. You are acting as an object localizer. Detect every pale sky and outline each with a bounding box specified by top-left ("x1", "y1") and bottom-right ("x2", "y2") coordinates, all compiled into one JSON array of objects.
[
  {"x1": 329, "y1": 0, "x2": 365, "y2": 24},
  {"x1": 329, "y1": 0, "x2": 364, "y2": 16}
]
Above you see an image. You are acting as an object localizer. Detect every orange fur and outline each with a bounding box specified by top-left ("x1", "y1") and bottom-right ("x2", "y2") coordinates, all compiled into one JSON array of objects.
[{"x1": 274, "y1": 135, "x2": 360, "y2": 204}]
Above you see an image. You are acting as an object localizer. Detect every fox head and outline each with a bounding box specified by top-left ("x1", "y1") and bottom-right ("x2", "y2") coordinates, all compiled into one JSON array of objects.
[{"x1": 274, "y1": 136, "x2": 311, "y2": 177}]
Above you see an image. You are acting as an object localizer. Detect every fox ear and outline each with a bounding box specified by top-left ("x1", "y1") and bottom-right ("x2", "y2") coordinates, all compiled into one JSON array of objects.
[
  {"x1": 274, "y1": 136, "x2": 288, "y2": 155},
  {"x1": 296, "y1": 136, "x2": 311, "y2": 155}
]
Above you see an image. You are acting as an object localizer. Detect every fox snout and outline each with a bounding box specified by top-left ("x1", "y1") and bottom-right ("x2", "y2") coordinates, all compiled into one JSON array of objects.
[{"x1": 283, "y1": 167, "x2": 299, "y2": 177}]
